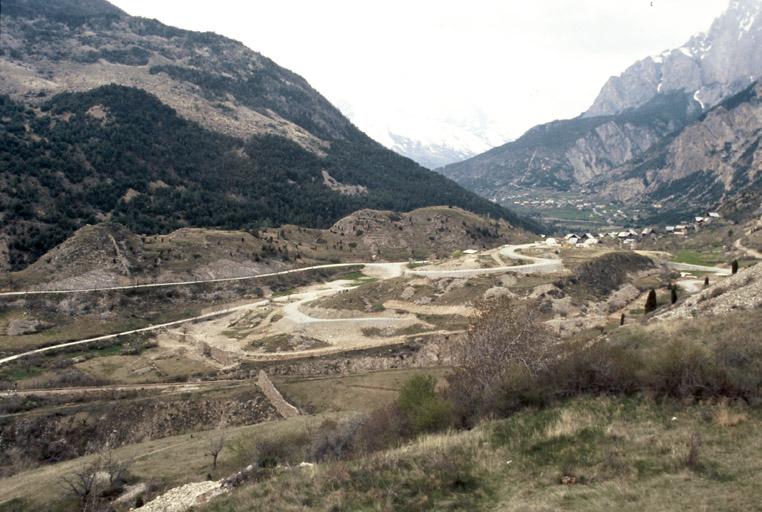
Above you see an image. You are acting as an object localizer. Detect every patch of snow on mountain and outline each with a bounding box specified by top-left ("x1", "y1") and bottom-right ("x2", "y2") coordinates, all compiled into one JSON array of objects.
[{"x1": 693, "y1": 89, "x2": 705, "y2": 109}]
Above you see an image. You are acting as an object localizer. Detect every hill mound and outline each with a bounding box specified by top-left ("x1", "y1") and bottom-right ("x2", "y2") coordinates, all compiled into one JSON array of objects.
[{"x1": 2, "y1": 207, "x2": 532, "y2": 290}]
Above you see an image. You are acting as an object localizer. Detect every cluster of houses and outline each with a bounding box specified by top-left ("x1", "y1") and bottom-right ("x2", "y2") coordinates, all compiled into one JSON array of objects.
[
  {"x1": 665, "y1": 212, "x2": 722, "y2": 235},
  {"x1": 545, "y1": 212, "x2": 723, "y2": 248}
]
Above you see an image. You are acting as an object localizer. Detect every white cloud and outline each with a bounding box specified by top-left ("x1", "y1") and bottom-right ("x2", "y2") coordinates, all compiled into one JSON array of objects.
[{"x1": 110, "y1": 0, "x2": 728, "y2": 145}]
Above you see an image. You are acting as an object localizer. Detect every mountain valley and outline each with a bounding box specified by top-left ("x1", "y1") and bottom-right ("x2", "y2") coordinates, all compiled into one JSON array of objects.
[{"x1": 1, "y1": 1, "x2": 762, "y2": 512}]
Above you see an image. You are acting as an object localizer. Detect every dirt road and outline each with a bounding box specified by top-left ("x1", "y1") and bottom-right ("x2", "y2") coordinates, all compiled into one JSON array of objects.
[
  {"x1": 0, "y1": 300, "x2": 267, "y2": 366},
  {"x1": 407, "y1": 243, "x2": 563, "y2": 278},
  {"x1": 0, "y1": 379, "x2": 249, "y2": 399},
  {"x1": 0, "y1": 262, "x2": 369, "y2": 296},
  {"x1": 666, "y1": 262, "x2": 732, "y2": 275},
  {"x1": 734, "y1": 238, "x2": 762, "y2": 260}
]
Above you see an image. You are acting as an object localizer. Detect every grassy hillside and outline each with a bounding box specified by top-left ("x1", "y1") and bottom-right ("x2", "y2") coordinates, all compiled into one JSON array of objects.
[
  {"x1": 203, "y1": 396, "x2": 762, "y2": 512},
  {"x1": 200, "y1": 308, "x2": 762, "y2": 511}
]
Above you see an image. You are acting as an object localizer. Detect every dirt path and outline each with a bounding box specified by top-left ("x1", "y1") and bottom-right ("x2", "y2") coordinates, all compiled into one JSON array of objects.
[
  {"x1": 0, "y1": 300, "x2": 266, "y2": 366},
  {"x1": 666, "y1": 262, "x2": 732, "y2": 275},
  {"x1": 734, "y1": 238, "x2": 762, "y2": 260},
  {"x1": 0, "y1": 262, "x2": 371, "y2": 296},
  {"x1": 407, "y1": 243, "x2": 563, "y2": 278},
  {"x1": 0, "y1": 378, "x2": 250, "y2": 399}
]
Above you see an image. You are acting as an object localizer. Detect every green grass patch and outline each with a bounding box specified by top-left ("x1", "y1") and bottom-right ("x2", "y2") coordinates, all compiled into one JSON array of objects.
[{"x1": 672, "y1": 249, "x2": 724, "y2": 266}]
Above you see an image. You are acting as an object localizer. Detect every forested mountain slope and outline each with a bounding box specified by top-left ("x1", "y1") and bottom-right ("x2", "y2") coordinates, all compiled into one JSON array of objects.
[{"x1": 0, "y1": 0, "x2": 536, "y2": 270}]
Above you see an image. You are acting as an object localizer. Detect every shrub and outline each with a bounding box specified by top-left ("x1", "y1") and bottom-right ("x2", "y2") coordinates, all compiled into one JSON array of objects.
[
  {"x1": 355, "y1": 403, "x2": 407, "y2": 453},
  {"x1": 447, "y1": 297, "x2": 555, "y2": 424},
  {"x1": 397, "y1": 374, "x2": 452, "y2": 435},
  {"x1": 448, "y1": 310, "x2": 762, "y2": 423},
  {"x1": 310, "y1": 418, "x2": 363, "y2": 462}
]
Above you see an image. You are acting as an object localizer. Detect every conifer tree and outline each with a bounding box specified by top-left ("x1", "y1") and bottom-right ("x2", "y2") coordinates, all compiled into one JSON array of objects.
[{"x1": 644, "y1": 288, "x2": 657, "y2": 314}]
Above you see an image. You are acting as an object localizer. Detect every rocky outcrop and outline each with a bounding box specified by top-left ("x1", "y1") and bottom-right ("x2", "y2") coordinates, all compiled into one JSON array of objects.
[
  {"x1": 439, "y1": 92, "x2": 699, "y2": 197},
  {"x1": 6, "y1": 318, "x2": 53, "y2": 336},
  {"x1": 586, "y1": 0, "x2": 762, "y2": 117},
  {"x1": 658, "y1": 261, "x2": 762, "y2": 319},
  {"x1": 133, "y1": 480, "x2": 225, "y2": 512},
  {"x1": 564, "y1": 121, "x2": 665, "y2": 183},
  {"x1": 594, "y1": 81, "x2": 762, "y2": 215}
]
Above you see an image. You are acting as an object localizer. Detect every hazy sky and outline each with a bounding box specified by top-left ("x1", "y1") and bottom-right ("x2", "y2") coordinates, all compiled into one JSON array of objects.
[{"x1": 110, "y1": 0, "x2": 729, "y2": 144}]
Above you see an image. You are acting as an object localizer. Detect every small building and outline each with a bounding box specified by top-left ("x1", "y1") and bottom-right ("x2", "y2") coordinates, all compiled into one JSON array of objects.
[
  {"x1": 708, "y1": 212, "x2": 721, "y2": 219},
  {"x1": 462, "y1": 249, "x2": 478, "y2": 255}
]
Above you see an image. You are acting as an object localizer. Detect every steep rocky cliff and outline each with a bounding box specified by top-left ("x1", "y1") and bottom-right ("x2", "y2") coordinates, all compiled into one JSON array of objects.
[
  {"x1": 437, "y1": 0, "x2": 762, "y2": 222},
  {"x1": 591, "y1": 82, "x2": 762, "y2": 219},
  {"x1": 439, "y1": 92, "x2": 699, "y2": 198},
  {"x1": 586, "y1": 0, "x2": 762, "y2": 117}
]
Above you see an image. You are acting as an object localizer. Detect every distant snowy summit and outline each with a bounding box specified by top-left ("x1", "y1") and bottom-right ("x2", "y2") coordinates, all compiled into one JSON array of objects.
[
  {"x1": 346, "y1": 111, "x2": 513, "y2": 169},
  {"x1": 585, "y1": 0, "x2": 762, "y2": 117}
]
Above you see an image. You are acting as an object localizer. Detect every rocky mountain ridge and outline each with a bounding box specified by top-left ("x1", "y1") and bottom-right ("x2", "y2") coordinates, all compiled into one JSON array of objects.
[
  {"x1": 586, "y1": 0, "x2": 762, "y2": 117},
  {"x1": 437, "y1": 0, "x2": 762, "y2": 221},
  {"x1": 439, "y1": 92, "x2": 700, "y2": 198},
  {"x1": 589, "y1": 81, "x2": 762, "y2": 220}
]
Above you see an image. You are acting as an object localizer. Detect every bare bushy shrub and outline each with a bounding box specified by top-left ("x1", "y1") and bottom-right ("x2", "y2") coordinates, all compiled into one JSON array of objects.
[
  {"x1": 447, "y1": 297, "x2": 556, "y2": 423},
  {"x1": 310, "y1": 417, "x2": 364, "y2": 462},
  {"x1": 60, "y1": 447, "x2": 131, "y2": 511}
]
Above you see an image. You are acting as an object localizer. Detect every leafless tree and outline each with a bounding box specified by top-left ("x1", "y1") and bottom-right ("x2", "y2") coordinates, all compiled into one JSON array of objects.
[
  {"x1": 207, "y1": 433, "x2": 226, "y2": 470},
  {"x1": 60, "y1": 461, "x2": 100, "y2": 510},
  {"x1": 100, "y1": 447, "x2": 129, "y2": 490},
  {"x1": 447, "y1": 296, "x2": 556, "y2": 421},
  {"x1": 60, "y1": 445, "x2": 130, "y2": 511}
]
